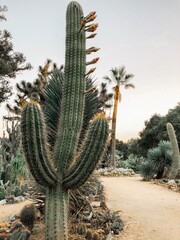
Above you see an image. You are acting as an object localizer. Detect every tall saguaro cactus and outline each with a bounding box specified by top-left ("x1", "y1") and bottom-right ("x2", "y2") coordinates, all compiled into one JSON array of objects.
[
  {"x1": 20, "y1": 2, "x2": 109, "y2": 240},
  {"x1": 166, "y1": 123, "x2": 180, "y2": 179}
]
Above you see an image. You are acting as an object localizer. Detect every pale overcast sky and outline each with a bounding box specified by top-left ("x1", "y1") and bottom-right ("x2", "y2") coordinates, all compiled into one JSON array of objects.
[{"x1": 1, "y1": 0, "x2": 180, "y2": 141}]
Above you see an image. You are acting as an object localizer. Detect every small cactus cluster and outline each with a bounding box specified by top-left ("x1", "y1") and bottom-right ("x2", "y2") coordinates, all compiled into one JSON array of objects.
[
  {"x1": 20, "y1": 2, "x2": 109, "y2": 240},
  {"x1": 7, "y1": 222, "x2": 31, "y2": 240},
  {"x1": 71, "y1": 224, "x2": 87, "y2": 235},
  {"x1": 20, "y1": 204, "x2": 36, "y2": 232},
  {"x1": 86, "y1": 231, "x2": 100, "y2": 240}
]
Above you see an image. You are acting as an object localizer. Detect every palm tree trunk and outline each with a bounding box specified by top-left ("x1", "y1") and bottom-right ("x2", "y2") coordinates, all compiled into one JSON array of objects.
[{"x1": 110, "y1": 85, "x2": 120, "y2": 168}]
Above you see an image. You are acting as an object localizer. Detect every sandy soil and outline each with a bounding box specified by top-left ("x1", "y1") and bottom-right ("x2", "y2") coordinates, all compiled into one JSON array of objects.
[
  {"x1": 101, "y1": 175, "x2": 180, "y2": 240},
  {"x1": 0, "y1": 200, "x2": 33, "y2": 222}
]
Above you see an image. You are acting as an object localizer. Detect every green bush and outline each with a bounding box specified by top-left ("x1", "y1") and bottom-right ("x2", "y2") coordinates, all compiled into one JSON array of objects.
[
  {"x1": 147, "y1": 140, "x2": 172, "y2": 179},
  {"x1": 115, "y1": 150, "x2": 123, "y2": 167},
  {"x1": 120, "y1": 154, "x2": 145, "y2": 172},
  {"x1": 139, "y1": 161, "x2": 155, "y2": 181},
  {"x1": 0, "y1": 186, "x2": 6, "y2": 200},
  {"x1": 11, "y1": 151, "x2": 29, "y2": 181}
]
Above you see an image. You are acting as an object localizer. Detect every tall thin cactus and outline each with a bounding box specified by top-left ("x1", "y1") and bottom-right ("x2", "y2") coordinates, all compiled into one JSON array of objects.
[
  {"x1": 166, "y1": 123, "x2": 180, "y2": 179},
  {"x1": 20, "y1": 2, "x2": 109, "y2": 240}
]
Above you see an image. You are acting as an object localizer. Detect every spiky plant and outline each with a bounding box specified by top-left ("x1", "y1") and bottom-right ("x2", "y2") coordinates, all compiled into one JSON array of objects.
[
  {"x1": 20, "y1": 2, "x2": 109, "y2": 240},
  {"x1": 147, "y1": 140, "x2": 172, "y2": 179},
  {"x1": 11, "y1": 151, "x2": 28, "y2": 185},
  {"x1": 139, "y1": 161, "x2": 155, "y2": 181},
  {"x1": 166, "y1": 123, "x2": 180, "y2": 179}
]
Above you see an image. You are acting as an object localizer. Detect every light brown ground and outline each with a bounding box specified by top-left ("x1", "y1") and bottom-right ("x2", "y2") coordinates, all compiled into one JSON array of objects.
[
  {"x1": 101, "y1": 176, "x2": 180, "y2": 240},
  {"x1": 0, "y1": 200, "x2": 33, "y2": 222}
]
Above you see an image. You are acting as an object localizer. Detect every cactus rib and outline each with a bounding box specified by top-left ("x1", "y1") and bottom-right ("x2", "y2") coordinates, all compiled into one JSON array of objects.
[
  {"x1": 63, "y1": 118, "x2": 109, "y2": 189},
  {"x1": 167, "y1": 123, "x2": 180, "y2": 179},
  {"x1": 54, "y1": 1, "x2": 86, "y2": 174},
  {"x1": 21, "y1": 103, "x2": 56, "y2": 186}
]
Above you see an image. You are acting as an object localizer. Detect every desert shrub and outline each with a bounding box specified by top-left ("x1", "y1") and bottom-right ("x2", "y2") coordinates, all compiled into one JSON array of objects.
[
  {"x1": 11, "y1": 151, "x2": 28, "y2": 184},
  {"x1": 0, "y1": 185, "x2": 6, "y2": 200},
  {"x1": 139, "y1": 161, "x2": 155, "y2": 181},
  {"x1": 120, "y1": 154, "x2": 145, "y2": 172},
  {"x1": 115, "y1": 150, "x2": 123, "y2": 167},
  {"x1": 147, "y1": 140, "x2": 172, "y2": 179},
  {"x1": 140, "y1": 140, "x2": 172, "y2": 180}
]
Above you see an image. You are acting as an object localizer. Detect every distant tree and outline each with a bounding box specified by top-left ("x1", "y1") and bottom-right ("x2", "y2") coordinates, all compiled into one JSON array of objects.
[
  {"x1": 126, "y1": 138, "x2": 141, "y2": 157},
  {"x1": 0, "y1": 6, "x2": 32, "y2": 104},
  {"x1": 166, "y1": 104, "x2": 180, "y2": 145},
  {"x1": 138, "y1": 114, "x2": 165, "y2": 156},
  {"x1": 0, "y1": 5, "x2": 7, "y2": 21},
  {"x1": 138, "y1": 104, "x2": 180, "y2": 156},
  {"x1": 116, "y1": 139, "x2": 128, "y2": 159},
  {"x1": 104, "y1": 66, "x2": 135, "y2": 167}
]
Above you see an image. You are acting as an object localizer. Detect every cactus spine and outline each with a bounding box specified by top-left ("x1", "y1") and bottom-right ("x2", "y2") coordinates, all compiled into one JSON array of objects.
[
  {"x1": 166, "y1": 123, "x2": 180, "y2": 179},
  {"x1": 20, "y1": 2, "x2": 108, "y2": 240}
]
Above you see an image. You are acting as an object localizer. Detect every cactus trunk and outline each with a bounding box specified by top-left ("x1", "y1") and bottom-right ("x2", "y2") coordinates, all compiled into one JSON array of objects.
[
  {"x1": 166, "y1": 123, "x2": 180, "y2": 179},
  {"x1": 45, "y1": 185, "x2": 68, "y2": 240},
  {"x1": 21, "y1": 2, "x2": 109, "y2": 239}
]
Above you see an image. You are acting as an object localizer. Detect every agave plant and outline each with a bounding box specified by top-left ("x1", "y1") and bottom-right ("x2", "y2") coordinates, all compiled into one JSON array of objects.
[
  {"x1": 147, "y1": 140, "x2": 172, "y2": 179},
  {"x1": 140, "y1": 161, "x2": 156, "y2": 181}
]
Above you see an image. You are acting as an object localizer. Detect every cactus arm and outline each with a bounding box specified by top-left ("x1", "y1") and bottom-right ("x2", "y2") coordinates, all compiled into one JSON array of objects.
[
  {"x1": 63, "y1": 118, "x2": 109, "y2": 189},
  {"x1": 53, "y1": 1, "x2": 86, "y2": 174},
  {"x1": 45, "y1": 186, "x2": 68, "y2": 240},
  {"x1": 21, "y1": 103, "x2": 57, "y2": 186},
  {"x1": 167, "y1": 123, "x2": 180, "y2": 179}
]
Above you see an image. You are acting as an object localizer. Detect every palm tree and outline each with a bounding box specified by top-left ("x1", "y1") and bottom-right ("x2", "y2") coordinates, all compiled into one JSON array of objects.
[
  {"x1": 104, "y1": 66, "x2": 135, "y2": 167},
  {"x1": 98, "y1": 82, "x2": 113, "y2": 114}
]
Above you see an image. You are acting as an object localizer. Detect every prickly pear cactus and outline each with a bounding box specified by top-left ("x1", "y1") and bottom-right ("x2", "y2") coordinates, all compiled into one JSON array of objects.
[{"x1": 20, "y1": 2, "x2": 109, "y2": 240}]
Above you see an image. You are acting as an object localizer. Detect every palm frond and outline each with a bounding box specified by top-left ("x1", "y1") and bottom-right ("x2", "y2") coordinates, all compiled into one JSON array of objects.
[
  {"x1": 104, "y1": 104, "x2": 112, "y2": 108},
  {"x1": 107, "y1": 93, "x2": 113, "y2": 99},
  {"x1": 110, "y1": 66, "x2": 126, "y2": 83},
  {"x1": 124, "y1": 83, "x2": 135, "y2": 89},
  {"x1": 125, "y1": 74, "x2": 134, "y2": 80},
  {"x1": 103, "y1": 76, "x2": 112, "y2": 84}
]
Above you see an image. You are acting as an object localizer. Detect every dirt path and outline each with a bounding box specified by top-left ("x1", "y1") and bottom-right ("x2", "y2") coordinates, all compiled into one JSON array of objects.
[
  {"x1": 101, "y1": 176, "x2": 180, "y2": 240},
  {"x1": 0, "y1": 200, "x2": 33, "y2": 222}
]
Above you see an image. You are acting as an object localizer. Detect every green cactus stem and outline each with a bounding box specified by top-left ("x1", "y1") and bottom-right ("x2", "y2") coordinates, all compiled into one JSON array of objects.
[
  {"x1": 166, "y1": 123, "x2": 180, "y2": 179},
  {"x1": 21, "y1": 2, "x2": 108, "y2": 240}
]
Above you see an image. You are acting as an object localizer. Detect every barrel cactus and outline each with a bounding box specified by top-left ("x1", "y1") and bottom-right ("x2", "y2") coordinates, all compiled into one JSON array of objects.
[
  {"x1": 166, "y1": 123, "x2": 180, "y2": 179},
  {"x1": 20, "y1": 2, "x2": 109, "y2": 240}
]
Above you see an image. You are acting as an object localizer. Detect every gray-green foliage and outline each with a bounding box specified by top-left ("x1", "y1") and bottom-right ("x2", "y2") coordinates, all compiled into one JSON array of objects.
[
  {"x1": 166, "y1": 123, "x2": 180, "y2": 179},
  {"x1": 140, "y1": 140, "x2": 172, "y2": 180},
  {"x1": 139, "y1": 161, "x2": 156, "y2": 181},
  {"x1": 115, "y1": 150, "x2": 123, "y2": 167},
  {"x1": 0, "y1": 185, "x2": 6, "y2": 200},
  {"x1": 11, "y1": 151, "x2": 28, "y2": 180},
  {"x1": 120, "y1": 154, "x2": 145, "y2": 172}
]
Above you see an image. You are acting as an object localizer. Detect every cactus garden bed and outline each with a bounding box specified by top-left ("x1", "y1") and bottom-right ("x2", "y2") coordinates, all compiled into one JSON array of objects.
[
  {"x1": 0, "y1": 176, "x2": 124, "y2": 239},
  {"x1": 150, "y1": 179, "x2": 180, "y2": 193}
]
